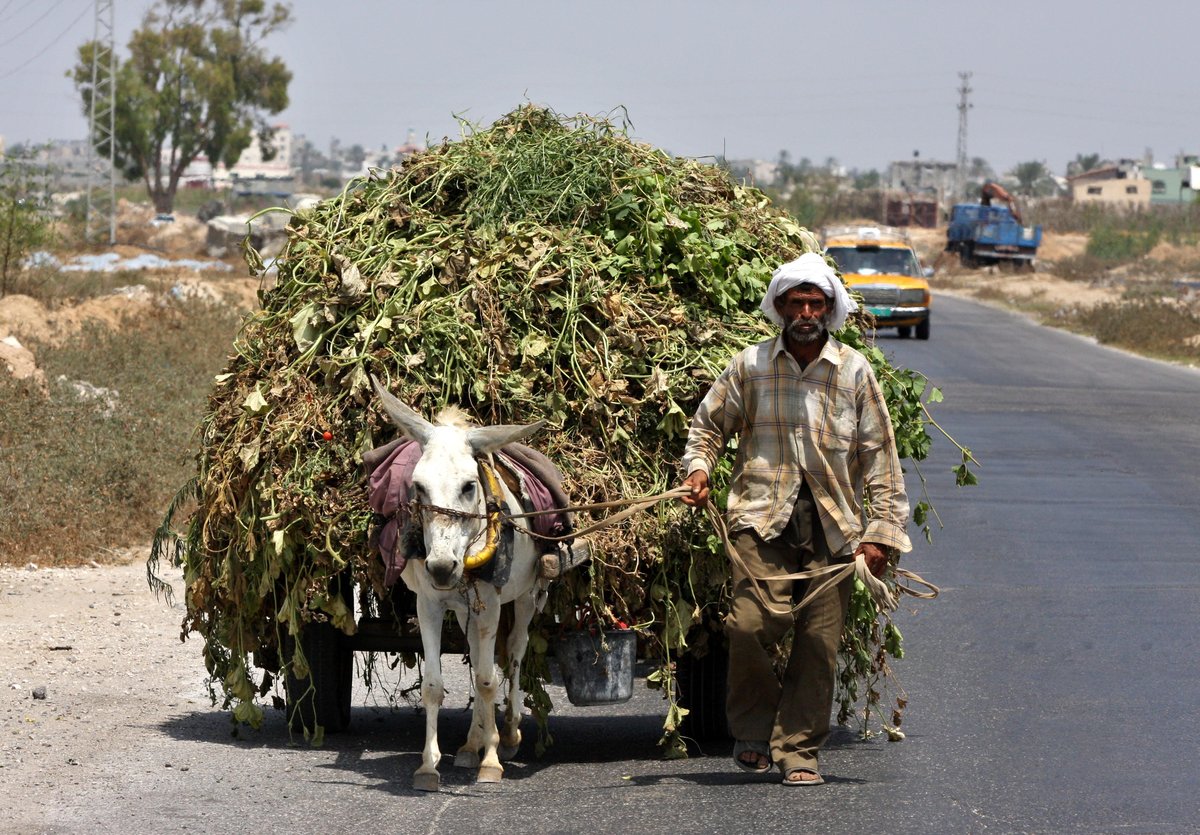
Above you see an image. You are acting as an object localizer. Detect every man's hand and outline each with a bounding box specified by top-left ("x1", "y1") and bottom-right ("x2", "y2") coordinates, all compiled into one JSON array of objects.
[
  {"x1": 681, "y1": 470, "x2": 710, "y2": 508},
  {"x1": 855, "y1": 542, "x2": 891, "y2": 578}
]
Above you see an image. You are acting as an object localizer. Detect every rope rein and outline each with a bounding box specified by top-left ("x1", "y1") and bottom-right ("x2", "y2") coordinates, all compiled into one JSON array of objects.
[{"x1": 405, "y1": 476, "x2": 938, "y2": 615}]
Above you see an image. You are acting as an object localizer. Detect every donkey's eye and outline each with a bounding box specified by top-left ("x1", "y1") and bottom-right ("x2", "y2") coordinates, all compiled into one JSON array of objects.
[{"x1": 460, "y1": 482, "x2": 476, "y2": 497}]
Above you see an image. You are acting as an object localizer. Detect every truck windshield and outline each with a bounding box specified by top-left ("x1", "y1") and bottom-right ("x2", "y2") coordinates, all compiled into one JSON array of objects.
[{"x1": 826, "y1": 246, "x2": 920, "y2": 277}]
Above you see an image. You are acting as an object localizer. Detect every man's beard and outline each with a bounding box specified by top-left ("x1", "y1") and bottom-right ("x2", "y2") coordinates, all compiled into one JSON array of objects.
[{"x1": 785, "y1": 314, "x2": 828, "y2": 344}]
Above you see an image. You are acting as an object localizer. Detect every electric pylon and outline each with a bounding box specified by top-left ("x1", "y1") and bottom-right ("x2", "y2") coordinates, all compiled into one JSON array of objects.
[
  {"x1": 85, "y1": 0, "x2": 116, "y2": 246},
  {"x1": 955, "y1": 71, "x2": 973, "y2": 202}
]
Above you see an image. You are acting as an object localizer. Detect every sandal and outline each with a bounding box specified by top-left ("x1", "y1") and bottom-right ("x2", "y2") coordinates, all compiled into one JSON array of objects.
[
  {"x1": 732, "y1": 740, "x2": 771, "y2": 774},
  {"x1": 782, "y1": 767, "x2": 824, "y2": 786}
]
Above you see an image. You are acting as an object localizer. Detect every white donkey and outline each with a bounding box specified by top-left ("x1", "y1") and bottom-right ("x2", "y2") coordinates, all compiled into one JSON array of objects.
[{"x1": 372, "y1": 376, "x2": 549, "y2": 792}]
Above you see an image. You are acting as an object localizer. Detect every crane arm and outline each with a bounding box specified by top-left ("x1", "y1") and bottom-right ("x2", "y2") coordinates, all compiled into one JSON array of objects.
[{"x1": 980, "y1": 182, "x2": 1023, "y2": 224}]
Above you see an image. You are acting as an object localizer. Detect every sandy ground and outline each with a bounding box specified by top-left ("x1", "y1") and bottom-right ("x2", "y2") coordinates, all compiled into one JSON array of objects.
[{"x1": 0, "y1": 555, "x2": 212, "y2": 829}]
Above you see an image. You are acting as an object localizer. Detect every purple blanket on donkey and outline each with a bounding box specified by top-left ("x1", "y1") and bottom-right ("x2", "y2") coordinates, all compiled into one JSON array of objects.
[{"x1": 365, "y1": 439, "x2": 572, "y2": 587}]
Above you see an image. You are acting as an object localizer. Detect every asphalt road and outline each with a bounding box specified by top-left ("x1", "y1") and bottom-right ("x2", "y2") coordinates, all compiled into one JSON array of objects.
[{"x1": 28, "y1": 294, "x2": 1200, "y2": 834}]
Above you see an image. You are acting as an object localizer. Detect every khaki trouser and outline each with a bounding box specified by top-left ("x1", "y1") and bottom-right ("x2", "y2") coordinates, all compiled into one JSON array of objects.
[{"x1": 724, "y1": 509, "x2": 852, "y2": 775}]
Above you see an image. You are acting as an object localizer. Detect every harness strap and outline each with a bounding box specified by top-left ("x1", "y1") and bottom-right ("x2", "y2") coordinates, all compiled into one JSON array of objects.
[{"x1": 462, "y1": 458, "x2": 504, "y2": 571}]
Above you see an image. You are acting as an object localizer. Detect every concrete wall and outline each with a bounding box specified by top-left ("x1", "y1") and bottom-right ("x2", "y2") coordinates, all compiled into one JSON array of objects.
[
  {"x1": 1071, "y1": 177, "x2": 1151, "y2": 209},
  {"x1": 1145, "y1": 167, "x2": 1198, "y2": 205}
]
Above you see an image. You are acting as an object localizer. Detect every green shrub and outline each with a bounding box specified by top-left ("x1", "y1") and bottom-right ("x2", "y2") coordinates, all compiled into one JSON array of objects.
[{"x1": 1087, "y1": 225, "x2": 1160, "y2": 262}]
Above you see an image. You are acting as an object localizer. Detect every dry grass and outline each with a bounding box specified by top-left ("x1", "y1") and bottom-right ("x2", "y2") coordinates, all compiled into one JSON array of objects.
[
  {"x1": 1065, "y1": 299, "x2": 1200, "y2": 363},
  {"x1": 4, "y1": 264, "x2": 159, "y2": 306},
  {"x1": 0, "y1": 303, "x2": 243, "y2": 565}
]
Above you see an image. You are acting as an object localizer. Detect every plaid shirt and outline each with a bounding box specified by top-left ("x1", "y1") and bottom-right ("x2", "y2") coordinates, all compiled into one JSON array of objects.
[{"x1": 683, "y1": 334, "x2": 911, "y2": 556}]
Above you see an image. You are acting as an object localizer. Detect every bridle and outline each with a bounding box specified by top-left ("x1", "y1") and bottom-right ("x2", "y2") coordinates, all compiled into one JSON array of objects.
[{"x1": 405, "y1": 458, "x2": 505, "y2": 572}]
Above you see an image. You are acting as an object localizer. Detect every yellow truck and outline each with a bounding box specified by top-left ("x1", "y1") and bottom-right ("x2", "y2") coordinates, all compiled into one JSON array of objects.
[{"x1": 822, "y1": 225, "x2": 932, "y2": 340}]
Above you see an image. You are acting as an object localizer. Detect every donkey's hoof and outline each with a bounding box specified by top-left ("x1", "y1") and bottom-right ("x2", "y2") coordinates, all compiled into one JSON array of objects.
[
  {"x1": 454, "y1": 750, "x2": 480, "y2": 769},
  {"x1": 476, "y1": 765, "x2": 503, "y2": 783},
  {"x1": 498, "y1": 743, "x2": 519, "y2": 761},
  {"x1": 412, "y1": 771, "x2": 441, "y2": 792}
]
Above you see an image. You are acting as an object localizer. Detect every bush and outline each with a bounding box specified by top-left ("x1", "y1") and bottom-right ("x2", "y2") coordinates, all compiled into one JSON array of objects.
[
  {"x1": 1072, "y1": 299, "x2": 1200, "y2": 361},
  {"x1": 1087, "y1": 225, "x2": 1159, "y2": 262}
]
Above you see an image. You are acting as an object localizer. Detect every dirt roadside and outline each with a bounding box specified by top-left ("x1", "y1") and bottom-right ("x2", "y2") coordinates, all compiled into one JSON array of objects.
[{"x1": 0, "y1": 555, "x2": 212, "y2": 832}]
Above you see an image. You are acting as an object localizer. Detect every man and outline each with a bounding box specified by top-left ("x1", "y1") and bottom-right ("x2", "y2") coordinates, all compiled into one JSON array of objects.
[{"x1": 680, "y1": 252, "x2": 911, "y2": 786}]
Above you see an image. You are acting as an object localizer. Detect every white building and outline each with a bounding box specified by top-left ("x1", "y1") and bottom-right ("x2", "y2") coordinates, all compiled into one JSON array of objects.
[{"x1": 212, "y1": 124, "x2": 295, "y2": 193}]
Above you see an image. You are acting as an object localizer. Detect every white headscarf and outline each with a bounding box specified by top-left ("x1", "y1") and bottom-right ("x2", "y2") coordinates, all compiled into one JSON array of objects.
[{"x1": 759, "y1": 252, "x2": 858, "y2": 332}]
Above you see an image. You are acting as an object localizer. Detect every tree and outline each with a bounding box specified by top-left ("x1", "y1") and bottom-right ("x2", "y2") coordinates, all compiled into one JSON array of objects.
[
  {"x1": 1011, "y1": 160, "x2": 1049, "y2": 195},
  {"x1": 853, "y1": 169, "x2": 881, "y2": 191},
  {"x1": 0, "y1": 146, "x2": 55, "y2": 297},
  {"x1": 776, "y1": 149, "x2": 794, "y2": 184},
  {"x1": 1067, "y1": 152, "x2": 1103, "y2": 177},
  {"x1": 968, "y1": 156, "x2": 994, "y2": 181},
  {"x1": 72, "y1": 0, "x2": 293, "y2": 214}
]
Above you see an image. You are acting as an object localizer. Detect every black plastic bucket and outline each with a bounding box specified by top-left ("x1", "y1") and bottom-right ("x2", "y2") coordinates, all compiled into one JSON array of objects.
[{"x1": 554, "y1": 629, "x2": 636, "y2": 706}]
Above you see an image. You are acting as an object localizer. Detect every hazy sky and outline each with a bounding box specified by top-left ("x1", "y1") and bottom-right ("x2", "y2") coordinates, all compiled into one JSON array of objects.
[{"x1": 2, "y1": 0, "x2": 1197, "y2": 175}]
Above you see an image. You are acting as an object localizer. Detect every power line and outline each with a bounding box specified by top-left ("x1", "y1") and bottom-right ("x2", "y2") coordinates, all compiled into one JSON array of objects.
[
  {"x1": 0, "y1": 0, "x2": 74, "y2": 47},
  {"x1": 0, "y1": 0, "x2": 39, "y2": 24},
  {"x1": 0, "y1": 1, "x2": 92, "y2": 81},
  {"x1": 983, "y1": 87, "x2": 1187, "y2": 118},
  {"x1": 986, "y1": 104, "x2": 1195, "y2": 131},
  {"x1": 975, "y1": 70, "x2": 1191, "y2": 101}
]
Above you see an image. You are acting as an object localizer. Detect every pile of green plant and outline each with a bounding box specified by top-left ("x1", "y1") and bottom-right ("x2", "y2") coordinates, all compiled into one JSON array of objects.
[{"x1": 150, "y1": 105, "x2": 964, "y2": 753}]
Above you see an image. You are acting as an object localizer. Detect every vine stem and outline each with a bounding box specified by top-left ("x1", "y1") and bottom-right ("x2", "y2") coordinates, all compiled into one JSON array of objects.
[
  {"x1": 908, "y1": 459, "x2": 945, "y2": 530},
  {"x1": 919, "y1": 402, "x2": 981, "y2": 466}
]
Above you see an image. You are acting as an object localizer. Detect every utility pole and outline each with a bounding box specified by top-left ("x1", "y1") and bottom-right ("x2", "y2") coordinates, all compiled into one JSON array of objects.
[
  {"x1": 85, "y1": 0, "x2": 116, "y2": 246},
  {"x1": 955, "y1": 71, "x2": 973, "y2": 204}
]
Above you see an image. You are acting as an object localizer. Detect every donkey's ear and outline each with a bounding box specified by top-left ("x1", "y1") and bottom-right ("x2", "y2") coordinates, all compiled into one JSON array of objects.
[
  {"x1": 371, "y1": 374, "x2": 435, "y2": 446},
  {"x1": 467, "y1": 420, "x2": 546, "y2": 455}
]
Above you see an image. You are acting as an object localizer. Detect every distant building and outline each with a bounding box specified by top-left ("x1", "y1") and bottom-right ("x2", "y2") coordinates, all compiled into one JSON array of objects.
[
  {"x1": 723, "y1": 158, "x2": 780, "y2": 187},
  {"x1": 394, "y1": 129, "x2": 425, "y2": 160},
  {"x1": 1068, "y1": 160, "x2": 1151, "y2": 209},
  {"x1": 884, "y1": 195, "x2": 939, "y2": 228},
  {"x1": 887, "y1": 159, "x2": 958, "y2": 197},
  {"x1": 158, "y1": 124, "x2": 297, "y2": 194},
  {"x1": 212, "y1": 125, "x2": 296, "y2": 195},
  {"x1": 1144, "y1": 154, "x2": 1199, "y2": 206}
]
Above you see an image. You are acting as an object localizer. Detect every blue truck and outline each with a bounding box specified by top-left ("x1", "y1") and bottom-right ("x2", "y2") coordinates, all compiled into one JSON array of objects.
[{"x1": 946, "y1": 183, "x2": 1042, "y2": 269}]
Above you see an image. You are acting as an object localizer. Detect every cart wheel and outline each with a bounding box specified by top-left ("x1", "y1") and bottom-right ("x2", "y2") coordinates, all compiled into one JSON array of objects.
[
  {"x1": 285, "y1": 621, "x2": 353, "y2": 733},
  {"x1": 284, "y1": 573, "x2": 355, "y2": 733},
  {"x1": 896, "y1": 325, "x2": 912, "y2": 339},
  {"x1": 676, "y1": 643, "x2": 730, "y2": 741},
  {"x1": 916, "y1": 317, "x2": 931, "y2": 340}
]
